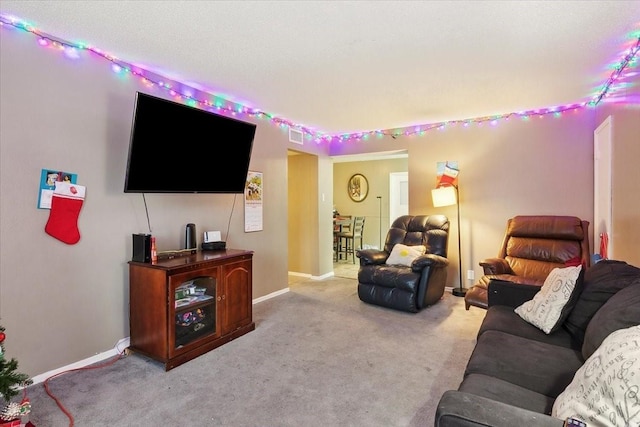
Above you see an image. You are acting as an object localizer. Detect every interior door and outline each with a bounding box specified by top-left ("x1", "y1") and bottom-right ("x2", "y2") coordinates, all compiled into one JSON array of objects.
[
  {"x1": 594, "y1": 116, "x2": 612, "y2": 259},
  {"x1": 389, "y1": 172, "x2": 409, "y2": 228}
]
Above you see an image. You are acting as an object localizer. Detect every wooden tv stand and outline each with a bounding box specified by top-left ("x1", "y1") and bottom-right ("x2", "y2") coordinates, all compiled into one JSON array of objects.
[{"x1": 128, "y1": 249, "x2": 254, "y2": 370}]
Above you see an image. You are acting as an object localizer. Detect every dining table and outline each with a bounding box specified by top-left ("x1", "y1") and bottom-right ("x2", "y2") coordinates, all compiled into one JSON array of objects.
[{"x1": 333, "y1": 216, "x2": 352, "y2": 233}]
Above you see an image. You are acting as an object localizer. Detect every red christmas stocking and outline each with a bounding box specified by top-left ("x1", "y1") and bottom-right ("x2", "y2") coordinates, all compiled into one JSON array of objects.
[{"x1": 45, "y1": 181, "x2": 86, "y2": 244}]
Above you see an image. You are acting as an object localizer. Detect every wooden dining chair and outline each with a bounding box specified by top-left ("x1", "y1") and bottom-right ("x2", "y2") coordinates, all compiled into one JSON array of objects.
[
  {"x1": 333, "y1": 216, "x2": 351, "y2": 261},
  {"x1": 336, "y1": 216, "x2": 366, "y2": 263}
]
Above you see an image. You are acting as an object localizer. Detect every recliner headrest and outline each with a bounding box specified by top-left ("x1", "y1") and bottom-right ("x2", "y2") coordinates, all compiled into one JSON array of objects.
[{"x1": 508, "y1": 215, "x2": 585, "y2": 240}]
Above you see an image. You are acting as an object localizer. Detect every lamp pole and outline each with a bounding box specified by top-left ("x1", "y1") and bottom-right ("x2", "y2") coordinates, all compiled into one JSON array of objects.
[
  {"x1": 376, "y1": 196, "x2": 382, "y2": 249},
  {"x1": 452, "y1": 184, "x2": 467, "y2": 297}
]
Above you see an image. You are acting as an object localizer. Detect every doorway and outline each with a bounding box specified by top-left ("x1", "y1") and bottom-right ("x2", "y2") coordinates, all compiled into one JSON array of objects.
[
  {"x1": 332, "y1": 151, "x2": 408, "y2": 258},
  {"x1": 287, "y1": 150, "x2": 319, "y2": 276},
  {"x1": 389, "y1": 172, "x2": 409, "y2": 228},
  {"x1": 594, "y1": 116, "x2": 612, "y2": 259}
]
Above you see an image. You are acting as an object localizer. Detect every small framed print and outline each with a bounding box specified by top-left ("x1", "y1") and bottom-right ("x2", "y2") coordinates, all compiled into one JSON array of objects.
[{"x1": 348, "y1": 173, "x2": 368, "y2": 202}]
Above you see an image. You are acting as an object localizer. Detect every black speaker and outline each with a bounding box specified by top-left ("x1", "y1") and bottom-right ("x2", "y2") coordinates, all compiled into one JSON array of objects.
[
  {"x1": 132, "y1": 234, "x2": 151, "y2": 263},
  {"x1": 185, "y1": 223, "x2": 196, "y2": 250}
]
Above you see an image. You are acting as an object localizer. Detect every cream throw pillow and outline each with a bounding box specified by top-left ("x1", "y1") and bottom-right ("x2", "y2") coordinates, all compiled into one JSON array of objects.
[
  {"x1": 385, "y1": 244, "x2": 426, "y2": 267},
  {"x1": 552, "y1": 324, "x2": 640, "y2": 426},
  {"x1": 514, "y1": 265, "x2": 582, "y2": 334}
]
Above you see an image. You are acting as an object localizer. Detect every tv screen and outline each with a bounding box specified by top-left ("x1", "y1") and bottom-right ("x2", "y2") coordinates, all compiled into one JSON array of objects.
[{"x1": 124, "y1": 92, "x2": 256, "y2": 193}]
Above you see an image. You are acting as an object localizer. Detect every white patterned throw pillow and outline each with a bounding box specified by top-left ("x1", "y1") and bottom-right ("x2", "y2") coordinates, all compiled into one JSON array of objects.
[
  {"x1": 514, "y1": 265, "x2": 582, "y2": 334},
  {"x1": 552, "y1": 325, "x2": 640, "y2": 426},
  {"x1": 385, "y1": 244, "x2": 426, "y2": 267}
]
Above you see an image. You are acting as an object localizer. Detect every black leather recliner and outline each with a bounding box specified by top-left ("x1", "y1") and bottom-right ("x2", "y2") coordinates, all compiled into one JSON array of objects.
[{"x1": 356, "y1": 215, "x2": 450, "y2": 313}]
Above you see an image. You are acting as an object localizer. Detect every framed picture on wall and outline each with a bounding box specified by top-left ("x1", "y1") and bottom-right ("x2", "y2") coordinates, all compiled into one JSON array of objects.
[{"x1": 348, "y1": 173, "x2": 369, "y2": 202}]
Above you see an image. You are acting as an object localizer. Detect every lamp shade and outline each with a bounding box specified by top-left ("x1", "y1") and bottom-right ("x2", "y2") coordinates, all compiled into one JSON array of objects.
[{"x1": 431, "y1": 186, "x2": 457, "y2": 207}]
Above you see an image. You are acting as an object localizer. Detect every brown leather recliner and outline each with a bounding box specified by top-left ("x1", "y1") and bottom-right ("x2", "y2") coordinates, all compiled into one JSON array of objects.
[{"x1": 464, "y1": 215, "x2": 590, "y2": 310}]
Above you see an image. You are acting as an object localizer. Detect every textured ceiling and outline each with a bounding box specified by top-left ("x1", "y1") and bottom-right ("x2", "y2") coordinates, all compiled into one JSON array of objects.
[{"x1": 1, "y1": 1, "x2": 639, "y2": 135}]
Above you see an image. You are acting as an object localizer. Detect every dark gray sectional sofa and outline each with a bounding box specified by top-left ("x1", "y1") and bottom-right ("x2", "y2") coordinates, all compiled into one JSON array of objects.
[{"x1": 435, "y1": 259, "x2": 640, "y2": 427}]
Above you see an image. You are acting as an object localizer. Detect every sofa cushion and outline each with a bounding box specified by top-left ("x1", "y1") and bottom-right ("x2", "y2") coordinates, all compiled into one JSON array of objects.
[
  {"x1": 514, "y1": 265, "x2": 583, "y2": 334},
  {"x1": 478, "y1": 305, "x2": 577, "y2": 349},
  {"x1": 581, "y1": 281, "x2": 640, "y2": 360},
  {"x1": 563, "y1": 260, "x2": 640, "y2": 345},
  {"x1": 464, "y1": 330, "x2": 584, "y2": 397},
  {"x1": 552, "y1": 325, "x2": 640, "y2": 426},
  {"x1": 459, "y1": 373, "x2": 555, "y2": 415},
  {"x1": 385, "y1": 243, "x2": 426, "y2": 267}
]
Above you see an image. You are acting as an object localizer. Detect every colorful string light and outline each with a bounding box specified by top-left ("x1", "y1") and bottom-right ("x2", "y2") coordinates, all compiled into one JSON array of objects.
[{"x1": 1, "y1": 13, "x2": 638, "y2": 144}]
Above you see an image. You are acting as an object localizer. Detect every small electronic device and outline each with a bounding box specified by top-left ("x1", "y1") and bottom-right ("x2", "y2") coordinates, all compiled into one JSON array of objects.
[
  {"x1": 185, "y1": 223, "x2": 196, "y2": 250},
  {"x1": 204, "y1": 231, "x2": 222, "y2": 243},
  {"x1": 201, "y1": 241, "x2": 226, "y2": 251},
  {"x1": 564, "y1": 418, "x2": 587, "y2": 427},
  {"x1": 132, "y1": 233, "x2": 151, "y2": 263}
]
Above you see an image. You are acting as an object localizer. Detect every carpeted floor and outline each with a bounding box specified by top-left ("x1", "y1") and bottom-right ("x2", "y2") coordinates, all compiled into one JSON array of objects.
[{"x1": 25, "y1": 275, "x2": 485, "y2": 427}]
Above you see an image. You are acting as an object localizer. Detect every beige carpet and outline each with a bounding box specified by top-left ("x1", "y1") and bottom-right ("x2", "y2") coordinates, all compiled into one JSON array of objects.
[{"x1": 26, "y1": 275, "x2": 485, "y2": 426}]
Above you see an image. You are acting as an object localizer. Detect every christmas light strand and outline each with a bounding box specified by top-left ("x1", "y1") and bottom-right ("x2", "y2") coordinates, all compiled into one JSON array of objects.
[
  {"x1": 589, "y1": 35, "x2": 640, "y2": 106},
  {"x1": 0, "y1": 14, "x2": 319, "y2": 137},
  {"x1": 1, "y1": 14, "x2": 638, "y2": 145}
]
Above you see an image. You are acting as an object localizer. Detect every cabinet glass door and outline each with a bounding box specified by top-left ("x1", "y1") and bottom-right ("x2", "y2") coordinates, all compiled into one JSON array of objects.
[{"x1": 170, "y1": 271, "x2": 217, "y2": 354}]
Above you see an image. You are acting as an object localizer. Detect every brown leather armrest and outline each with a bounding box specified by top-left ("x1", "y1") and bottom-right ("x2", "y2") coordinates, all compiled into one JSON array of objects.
[{"x1": 479, "y1": 258, "x2": 512, "y2": 275}]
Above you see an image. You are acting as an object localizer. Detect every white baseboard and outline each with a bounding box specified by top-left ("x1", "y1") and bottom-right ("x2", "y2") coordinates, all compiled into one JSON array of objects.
[
  {"x1": 30, "y1": 289, "x2": 293, "y2": 385},
  {"x1": 30, "y1": 337, "x2": 130, "y2": 386},
  {"x1": 287, "y1": 271, "x2": 311, "y2": 278},
  {"x1": 252, "y1": 287, "x2": 289, "y2": 304},
  {"x1": 311, "y1": 272, "x2": 334, "y2": 280},
  {"x1": 288, "y1": 270, "x2": 334, "y2": 281}
]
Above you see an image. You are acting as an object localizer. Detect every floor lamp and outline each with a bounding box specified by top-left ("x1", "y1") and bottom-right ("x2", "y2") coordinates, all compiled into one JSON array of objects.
[
  {"x1": 431, "y1": 184, "x2": 467, "y2": 297},
  {"x1": 376, "y1": 196, "x2": 382, "y2": 249}
]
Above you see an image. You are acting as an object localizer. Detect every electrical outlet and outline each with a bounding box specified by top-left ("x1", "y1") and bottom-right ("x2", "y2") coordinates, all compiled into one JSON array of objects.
[{"x1": 467, "y1": 270, "x2": 475, "y2": 280}]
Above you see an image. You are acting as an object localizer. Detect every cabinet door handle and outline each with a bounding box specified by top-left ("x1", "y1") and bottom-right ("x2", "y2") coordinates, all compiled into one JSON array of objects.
[
  {"x1": 222, "y1": 295, "x2": 226, "y2": 300},
  {"x1": 217, "y1": 296, "x2": 222, "y2": 301}
]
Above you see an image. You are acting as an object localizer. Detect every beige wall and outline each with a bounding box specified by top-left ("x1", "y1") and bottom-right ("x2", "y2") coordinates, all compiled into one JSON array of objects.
[
  {"x1": 0, "y1": 27, "x2": 330, "y2": 376},
  {"x1": 329, "y1": 110, "x2": 598, "y2": 288},
  {"x1": 333, "y1": 158, "x2": 408, "y2": 250},
  {"x1": 1, "y1": 24, "x2": 638, "y2": 380},
  {"x1": 328, "y1": 87, "x2": 639, "y2": 287}
]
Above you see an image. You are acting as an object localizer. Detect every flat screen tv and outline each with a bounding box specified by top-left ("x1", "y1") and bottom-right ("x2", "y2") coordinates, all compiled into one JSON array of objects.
[{"x1": 124, "y1": 92, "x2": 256, "y2": 193}]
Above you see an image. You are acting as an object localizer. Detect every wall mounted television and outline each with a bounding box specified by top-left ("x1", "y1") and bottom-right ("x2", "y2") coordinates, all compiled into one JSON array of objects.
[{"x1": 124, "y1": 92, "x2": 256, "y2": 193}]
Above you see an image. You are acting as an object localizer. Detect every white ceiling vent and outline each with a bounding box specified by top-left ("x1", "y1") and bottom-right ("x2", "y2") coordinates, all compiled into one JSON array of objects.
[{"x1": 289, "y1": 128, "x2": 304, "y2": 145}]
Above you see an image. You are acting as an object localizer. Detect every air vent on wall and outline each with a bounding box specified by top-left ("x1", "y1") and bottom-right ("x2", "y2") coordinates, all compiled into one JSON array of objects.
[{"x1": 289, "y1": 128, "x2": 304, "y2": 145}]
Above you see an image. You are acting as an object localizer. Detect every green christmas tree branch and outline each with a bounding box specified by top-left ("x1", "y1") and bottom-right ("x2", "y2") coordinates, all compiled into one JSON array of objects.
[{"x1": 0, "y1": 325, "x2": 33, "y2": 403}]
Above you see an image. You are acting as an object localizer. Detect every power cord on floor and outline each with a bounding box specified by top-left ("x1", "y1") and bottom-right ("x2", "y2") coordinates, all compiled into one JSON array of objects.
[{"x1": 42, "y1": 343, "x2": 128, "y2": 427}]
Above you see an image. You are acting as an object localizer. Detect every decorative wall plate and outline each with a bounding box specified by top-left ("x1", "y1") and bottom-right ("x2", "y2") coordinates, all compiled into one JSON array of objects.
[{"x1": 348, "y1": 173, "x2": 369, "y2": 202}]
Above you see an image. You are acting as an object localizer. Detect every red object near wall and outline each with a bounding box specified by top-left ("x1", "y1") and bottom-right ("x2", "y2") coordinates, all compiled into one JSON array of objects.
[{"x1": 599, "y1": 232, "x2": 609, "y2": 259}]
